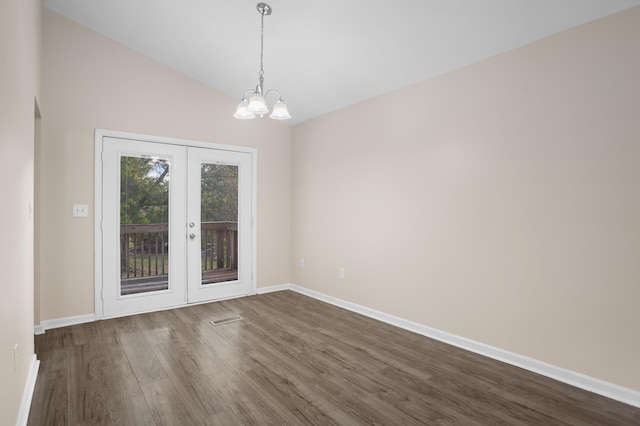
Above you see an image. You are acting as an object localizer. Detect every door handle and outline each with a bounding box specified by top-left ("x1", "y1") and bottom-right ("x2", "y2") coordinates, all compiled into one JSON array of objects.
[{"x1": 189, "y1": 233, "x2": 196, "y2": 240}]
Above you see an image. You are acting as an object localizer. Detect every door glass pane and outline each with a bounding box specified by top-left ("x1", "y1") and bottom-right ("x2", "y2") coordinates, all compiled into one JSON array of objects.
[
  {"x1": 120, "y1": 155, "x2": 170, "y2": 295},
  {"x1": 200, "y1": 163, "x2": 239, "y2": 285}
]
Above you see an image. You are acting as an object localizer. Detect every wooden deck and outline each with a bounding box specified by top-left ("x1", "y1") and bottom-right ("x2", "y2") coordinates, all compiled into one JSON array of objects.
[
  {"x1": 120, "y1": 221, "x2": 238, "y2": 286},
  {"x1": 202, "y1": 268, "x2": 238, "y2": 284},
  {"x1": 121, "y1": 268, "x2": 238, "y2": 295}
]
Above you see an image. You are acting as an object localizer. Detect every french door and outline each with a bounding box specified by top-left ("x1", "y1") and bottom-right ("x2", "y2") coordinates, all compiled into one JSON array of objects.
[
  {"x1": 98, "y1": 134, "x2": 254, "y2": 318},
  {"x1": 186, "y1": 147, "x2": 252, "y2": 303}
]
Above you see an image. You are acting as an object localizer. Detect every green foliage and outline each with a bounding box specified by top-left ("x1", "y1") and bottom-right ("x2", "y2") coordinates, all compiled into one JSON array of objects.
[
  {"x1": 201, "y1": 164, "x2": 238, "y2": 222},
  {"x1": 120, "y1": 156, "x2": 170, "y2": 224},
  {"x1": 120, "y1": 157, "x2": 239, "y2": 225}
]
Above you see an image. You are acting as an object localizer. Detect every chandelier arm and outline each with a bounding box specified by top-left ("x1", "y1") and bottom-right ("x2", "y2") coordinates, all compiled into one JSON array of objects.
[
  {"x1": 263, "y1": 89, "x2": 284, "y2": 101},
  {"x1": 241, "y1": 89, "x2": 255, "y2": 100}
]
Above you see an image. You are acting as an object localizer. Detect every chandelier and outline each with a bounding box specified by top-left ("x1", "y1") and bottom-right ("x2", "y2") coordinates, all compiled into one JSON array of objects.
[{"x1": 233, "y1": 3, "x2": 291, "y2": 120}]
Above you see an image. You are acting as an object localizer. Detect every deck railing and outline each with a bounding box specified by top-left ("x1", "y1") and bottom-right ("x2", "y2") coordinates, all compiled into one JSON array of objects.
[
  {"x1": 200, "y1": 221, "x2": 238, "y2": 271},
  {"x1": 120, "y1": 221, "x2": 238, "y2": 279}
]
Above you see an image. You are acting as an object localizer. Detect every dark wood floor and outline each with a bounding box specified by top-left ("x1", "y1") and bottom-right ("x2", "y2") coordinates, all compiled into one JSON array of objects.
[{"x1": 28, "y1": 291, "x2": 639, "y2": 425}]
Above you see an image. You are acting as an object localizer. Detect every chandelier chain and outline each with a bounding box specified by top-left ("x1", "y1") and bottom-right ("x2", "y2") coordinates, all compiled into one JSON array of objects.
[{"x1": 259, "y1": 11, "x2": 265, "y2": 85}]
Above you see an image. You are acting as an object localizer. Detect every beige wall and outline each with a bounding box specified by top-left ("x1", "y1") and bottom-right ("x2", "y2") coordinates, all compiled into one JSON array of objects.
[
  {"x1": 35, "y1": 1, "x2": 640, "y2": 400},
  {"x1": 0, "y1": 0, "x2": 41, "y2": 423},
  {"x1": 291, "y1": 7, "x2": 640, "y2": 391},
  {"x1": 39, "y1": 9, "x2": 291, "y2": 321}
]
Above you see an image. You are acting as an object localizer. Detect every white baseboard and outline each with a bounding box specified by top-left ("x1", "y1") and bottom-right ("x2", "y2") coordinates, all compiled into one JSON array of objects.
[
  {"x1": 273, "y1": 283, "x2": 640, "y2": 408},
  {"x1": 257, "y1": 284, "x2": 292, "y2": 294},
  {"x1": 34, "y1": 313, "x2": 95, "y2": 334},
  {"x1": 16, "y1": 354, "x2": 39, "y2": 426}
]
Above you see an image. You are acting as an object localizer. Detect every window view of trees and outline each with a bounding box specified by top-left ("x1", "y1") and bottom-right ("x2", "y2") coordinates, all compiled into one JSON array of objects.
[
  {"x1": 119, "y1": 156, "x2": 240, "y2": 291},
  {"x1": 120, "y1": 156, "x2": 170, "y2": 287},
  {"x1": 201, "y1": 164, "x2": 238, "y2": 222},
  {"x1": 119, "y1": 157, "x2": 239, "y2": 225},
  {"x1": 121, "y1": 156, "x2": 170, "y2": 225}
]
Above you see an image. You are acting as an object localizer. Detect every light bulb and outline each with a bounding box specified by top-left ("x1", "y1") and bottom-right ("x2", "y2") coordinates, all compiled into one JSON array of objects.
[
  {"x1": 269, "y1": 100, "x2": 291, "y2": 120},
  {"x1": 248, "y1": 95, "x2": 269, "y2": 115},
  {"x1": 233, "y1": 100, "x2": 255, "y2": 119}
]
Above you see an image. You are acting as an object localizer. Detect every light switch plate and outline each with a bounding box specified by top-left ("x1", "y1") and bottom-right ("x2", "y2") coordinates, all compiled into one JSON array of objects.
[{"x1": 72, "y1": 204, "x2": 89, "y2": 218}]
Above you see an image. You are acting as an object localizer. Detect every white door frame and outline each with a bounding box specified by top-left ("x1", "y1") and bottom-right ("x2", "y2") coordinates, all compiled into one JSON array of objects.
[{"x1": 94, "y1": 129, "x2": 257, "y2": 320}]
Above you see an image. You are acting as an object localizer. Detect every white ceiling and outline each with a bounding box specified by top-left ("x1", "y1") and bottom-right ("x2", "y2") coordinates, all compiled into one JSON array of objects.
[{"x1": 44, "y1": 0, "x2": 640, "y2": 125}]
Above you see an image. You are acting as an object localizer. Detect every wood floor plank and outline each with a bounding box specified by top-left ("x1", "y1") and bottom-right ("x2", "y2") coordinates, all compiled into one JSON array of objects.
[
  {"x1": 202, "y1": 361, "x2": 291, "y2": 424},
  {"x1": 67, "y1": 343, "x2": 119, "y2": 425},
  {"x1": 26, "y1": 353, "x2": 68, "y2": 426},
  {"x1": 29, "y1": 291, "x2": 640, "y2": 425},
  {"x1": 117, "y1": 315, "x2": 170, "y2": 386},
  {"x1": 140, "y1": 378, "x2": 202, "y2": 426}
]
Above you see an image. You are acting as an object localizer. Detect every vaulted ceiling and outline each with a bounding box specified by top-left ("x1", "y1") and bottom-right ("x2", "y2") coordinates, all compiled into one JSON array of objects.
[{"x1": 44, "y1": 0, "x2": 640, "y2": 124}]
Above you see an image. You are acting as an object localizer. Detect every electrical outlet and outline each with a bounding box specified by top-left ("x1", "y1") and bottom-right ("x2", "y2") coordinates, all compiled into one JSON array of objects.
[
  {"x1": 299, "y1": 258, "x2": 305, "y2": 268},
  {"x1": 72, "y1": 204, "x2": 89, "y2": 218},
  {"x1": 338, "y1": 267, "x2": 345, "y2": 279}
]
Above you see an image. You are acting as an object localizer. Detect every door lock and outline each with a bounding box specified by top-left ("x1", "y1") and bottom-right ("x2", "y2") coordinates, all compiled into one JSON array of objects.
[{"x1": 189, "y1": 233, "x2": 196, "y2": 240}]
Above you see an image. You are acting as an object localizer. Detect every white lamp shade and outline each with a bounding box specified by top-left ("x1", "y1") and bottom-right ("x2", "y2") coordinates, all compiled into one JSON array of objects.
[
  {"x1": 269, "y1": 100, "x2": 291, "y2": 120},
  {"x1": 233, "y1": 100, "x2": 255, "y2": 119},
  {"x1": 248, "y1": 95, "x2": 269, "y2": 115}
]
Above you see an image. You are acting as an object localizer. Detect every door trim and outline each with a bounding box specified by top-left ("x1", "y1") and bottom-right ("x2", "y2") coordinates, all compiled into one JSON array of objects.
[{"x1": 94, "y1": 129, "x2": 257, "y2": 320}]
